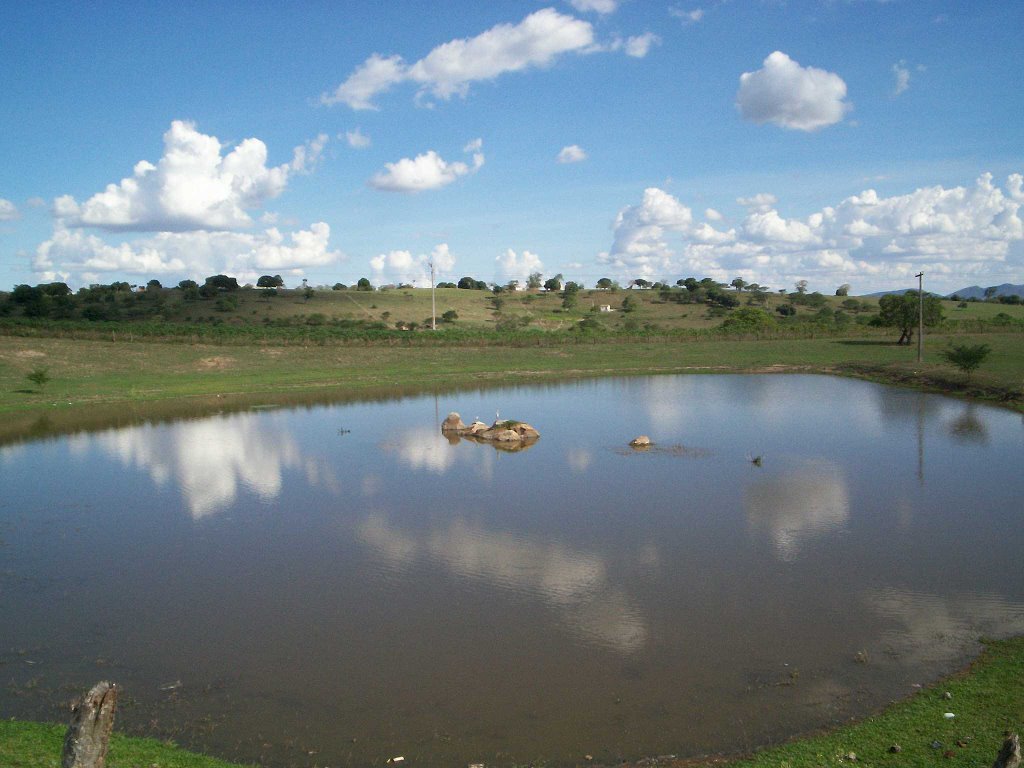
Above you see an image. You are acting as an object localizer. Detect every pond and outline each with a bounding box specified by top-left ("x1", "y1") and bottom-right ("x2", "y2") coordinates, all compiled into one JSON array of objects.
[{"x1": 2, "y1": 374, "x2": 1023, "y2": 767}]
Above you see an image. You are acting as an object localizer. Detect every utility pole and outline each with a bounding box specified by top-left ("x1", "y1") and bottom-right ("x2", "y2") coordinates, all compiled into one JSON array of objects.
[
  {"x1": 916, "y1": 271, "x2": 924, "y2": 363},
  {"x1": 430, "y1": 260, "x2": 436, "y2": 331}
]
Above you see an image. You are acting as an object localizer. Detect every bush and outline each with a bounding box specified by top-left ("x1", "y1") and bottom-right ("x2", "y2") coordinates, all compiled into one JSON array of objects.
[{"x1": 719, "y1": 307, "x2": 777, "y2": 332}]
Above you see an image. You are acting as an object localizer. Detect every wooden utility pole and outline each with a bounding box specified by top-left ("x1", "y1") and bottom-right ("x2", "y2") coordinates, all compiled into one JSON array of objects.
[{"x1": 916, "y1": 271, "x2": 924, "y2": 363}]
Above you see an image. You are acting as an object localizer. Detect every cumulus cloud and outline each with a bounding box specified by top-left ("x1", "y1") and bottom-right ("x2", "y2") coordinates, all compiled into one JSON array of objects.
[
  {"x1": 369, "y1": 141, "x2": 484, "y2": 192},
  {"x1": 705, "y1": 207, "x2": 723, "y2": 221},
  {"x1": 736, "y1": 51, "x2": 851, "y2": 131},
  {"x1": 600, "y1": 172, "x2": 1024, "y2": 290},
  {"x1": 557, "y1": 145, "x2": 587, "y2": 164},
  {"x1": 0, "y1": 198, "x2": 20, "y2": 221},
  {"x1": 497, "y1": 248, "x2": 544, "y2": 283},
  {"x1": 569, "y1": 0, "x2": 618, "y2": 13},
  {"x1": 322, "y1": 9, "x2": 596, "y2": 109},
  {"x1": 370, "y1": 243, "x2": 456, "y2": 286},
  {"x1": 33, "y1": 222, "x2": 343, "y2": 285},
  {"x1": 892, "y1": 61, "x2": 911, "y2": 97},
  {"x1": 290, "y1": 133, "x2": 329, "y2": 174},
  {"x1": 737, "y1": 193, "x2": 778, "y2": 212},
  {"x1": 344, "y1": 127, "x2": 371, "y2": 149},
  {"x1": 52, "y1": 121, "x2": 319, "y2": 232},
  {"x1": 623, "y1": 32, "x2": 660, "y2": 58}
]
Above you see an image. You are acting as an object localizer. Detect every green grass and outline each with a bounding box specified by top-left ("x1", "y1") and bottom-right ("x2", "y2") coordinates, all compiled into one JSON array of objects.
[
  {"x1": 731, "y1": 636, "x2": 1024, "y2": 768},
  {"x1": 3, "y1": 637, "x2": 1021, "y2": 768},
  {"x1": 0, "y1": 718, "x2": 248, "y2": 767}
]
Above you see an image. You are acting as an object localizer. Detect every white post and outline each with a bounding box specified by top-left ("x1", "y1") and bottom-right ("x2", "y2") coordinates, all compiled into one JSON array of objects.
[{"x1": 916, "y1": 271, "x2": 924, "y2": 363}]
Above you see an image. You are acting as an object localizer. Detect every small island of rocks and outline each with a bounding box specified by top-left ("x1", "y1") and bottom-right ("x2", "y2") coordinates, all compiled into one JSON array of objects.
[{"x1": 441, "y1": 412, "x2": 540, "y2": 451}]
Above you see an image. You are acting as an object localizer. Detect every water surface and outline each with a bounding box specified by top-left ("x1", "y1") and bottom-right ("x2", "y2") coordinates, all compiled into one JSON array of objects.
[{"x1": 2, "y1": 375, "x2": 1023, "y2": 766}]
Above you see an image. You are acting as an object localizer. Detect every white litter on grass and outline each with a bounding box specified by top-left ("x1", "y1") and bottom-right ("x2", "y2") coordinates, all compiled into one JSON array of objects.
[{"x1": 944, "y1": 713, "x2": 956, "y2": 719}]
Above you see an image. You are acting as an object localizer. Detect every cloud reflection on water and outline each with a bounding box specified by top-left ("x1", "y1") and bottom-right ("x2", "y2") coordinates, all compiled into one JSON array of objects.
[
  {"x1": 358, "y1": 514, "x2": 648, "y2": 654},
  {"x1": 744, "y1": 461, "x2": 850, "y2": 562},
  {"x1": 81, "y1": 414, "x2": 303, "y2": 518},
  {"x1": 866, "y1": 587, "x2": 1024, "y2": 665}
]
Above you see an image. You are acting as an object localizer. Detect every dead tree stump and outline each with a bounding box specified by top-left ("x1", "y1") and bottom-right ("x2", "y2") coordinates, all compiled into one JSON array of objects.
[
  {"x1": 61, "y1": 682, "x2": 118, "y2": 768},
  {"x1": 994, "y1": 733, "x2": 1021, "y2": 768}
]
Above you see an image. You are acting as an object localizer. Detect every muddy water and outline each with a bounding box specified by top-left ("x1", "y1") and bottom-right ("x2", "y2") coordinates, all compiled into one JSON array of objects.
[{"x1": 2, "y1": 375, "x2": 1023, "y2": 767}]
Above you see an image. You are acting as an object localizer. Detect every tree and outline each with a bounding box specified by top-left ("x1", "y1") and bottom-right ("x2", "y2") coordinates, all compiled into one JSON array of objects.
[
  {"x1": 203, "y1": 274, "x2": 239, "y2": 291},
  {"x1": 356, "y1": 277, "x2": 373, "y2": 291},
  {"x1": 544, "y1": 273, "x2": 563, "y2": 292},
  {"x1": 835, "y1": 283, "x2": 851, "y2": 296},
  {"x1": 596, "y1": 277, "x2": 613, "y2": 289},
  {"x1": 731, "y1": 277, "x2": 747, "y2": 293},
  {"x1": 631, "y1": 278, "x2": 650, "y2": 289},
  {"x1": 26, "y1": 366, "x2": 50, "y2": 391},
  {"x1": 146, "y1": 279, "x2": 162, "y2": 291},
  {"x1": 177, "y1": 279, "x2": 198, "y2": 290},
  {"x1": 40, "y1": 282, "x2": 72, "y2": 297},
  {"x1": 621, "y1": 295, "x2": 638, "y2": 313},
  {"x1": 941, "y1": 343, "x2": 991, "y2": 380},
  {"x1": 257, "y1": 274, "x2": 284, "y2": 288},
  {"x1": 877, "y1": 291, "x2": 944, "y2": 344},
  {"x1": 561, "y1": 292, "x2": 578, "y2": 311},
  {"x1": 527, "y1": 272, "x2": 543, "y2": 290},
  {"x1": 795, "y1": 279, "x2": 808, "y2": 294}
]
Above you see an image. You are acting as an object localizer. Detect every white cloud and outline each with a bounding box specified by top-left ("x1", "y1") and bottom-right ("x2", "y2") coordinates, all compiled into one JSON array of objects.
[
  {"x1": 670, "y1": 7, "x2": 704, "y2": 24},
  {"x1": 369, "y1": 243, "x2": 456, "y2": 286},
  {"x1": 369, "y1": 141, "x2": 484, "y2": 193},
  {"x1": 624, "y1": 32, "x2": 660, "y2": 58},
  {"x1": 557, "y1": 144, "x2": 587, "y2": 164},
  {"x1": 705, "y1": 207, "x2": 723, "y2": 221},
  {"x1": 0, "y1": 198, "x2": 20, "y2": 221},
  {"x1": 737, "y1": 193, "x2": 778, "y2": 212},
  {"x1": 569, "y1": 0, "x2": 618, "y2": 13},
  {"x1": 321, "y1": 53, "x2": 406, "y2": 110},
  {"x1": 27, "y1": 197, "x2": 46, "y2": 208},
  {"x1": 497, "y1": 248, "x2": 544, "y2": 283},
  {"x1": 601, "y1": 173, "x2": 1023, "y2": 290},
  {"x1": 736, "y1": 51, "x2": 851, "y2": 131},
  {"x1": 34, "y1": 222, "x2": 343, "y2": 284},
  {"x1": 322, "y1": 9, "x2": 595, "y2": 109},
  {"x1": 892, "y1": 61, "x2": 911, "y2": 97},
  {"x1": 290, "y1": 133, "x2": 329, "y2": 174},
  {"x1": 344, "y1": 127, "x2": 371, "y2": 149},
  {"x1": 53, "y1": 121, "x2": 311, "y2": 232}
]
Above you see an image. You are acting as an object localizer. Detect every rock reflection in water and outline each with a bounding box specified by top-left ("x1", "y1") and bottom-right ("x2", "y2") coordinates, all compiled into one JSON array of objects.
[{"x1": 744, "y1": 461, "x2": 850, "y2": 562}]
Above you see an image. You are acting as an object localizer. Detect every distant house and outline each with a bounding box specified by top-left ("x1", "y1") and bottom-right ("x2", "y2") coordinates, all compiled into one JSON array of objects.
[{"x1": 599, "y1": 304, "x2": 614, "y2": 312}]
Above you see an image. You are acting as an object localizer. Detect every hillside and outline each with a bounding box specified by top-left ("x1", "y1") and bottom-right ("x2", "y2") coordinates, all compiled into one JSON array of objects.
[{"x1": 946, "y1": 283, "x2": 1024, "y2": 300}]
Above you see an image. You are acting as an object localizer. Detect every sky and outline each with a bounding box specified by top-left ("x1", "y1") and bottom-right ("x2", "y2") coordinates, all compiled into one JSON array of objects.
[{"x1": 1, "y1": 0, "x2": 1022, "y2": 296}]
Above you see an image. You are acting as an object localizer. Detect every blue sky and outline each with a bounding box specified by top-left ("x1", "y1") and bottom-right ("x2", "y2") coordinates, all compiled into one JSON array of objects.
[{"x1": 1, "y1": 0, "x2": 1021, "y2": 295}]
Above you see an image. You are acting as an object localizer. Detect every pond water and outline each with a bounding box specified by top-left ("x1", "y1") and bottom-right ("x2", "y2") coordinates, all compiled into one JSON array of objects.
[{"x1": 2, "y1": 374, "x2": 1023, "y2": 767}]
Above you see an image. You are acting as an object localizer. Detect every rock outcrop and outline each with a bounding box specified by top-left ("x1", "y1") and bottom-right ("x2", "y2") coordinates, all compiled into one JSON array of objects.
[{"x1": 441, "y1": 412, "x2": 540, "y2": 447}]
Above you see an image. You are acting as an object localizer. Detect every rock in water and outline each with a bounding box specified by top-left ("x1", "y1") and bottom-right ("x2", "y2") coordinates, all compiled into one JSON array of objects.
[
  {"x1": 629, "y1": 435, "x2": 652, "y2": 447},
  {"x1": 441, "y1": 412, "x2": 467, "y2": 433}
]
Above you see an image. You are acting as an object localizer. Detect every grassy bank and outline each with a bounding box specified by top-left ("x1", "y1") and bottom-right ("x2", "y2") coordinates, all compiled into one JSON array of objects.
[
  {"x1": 1, "y1": 332, "x2": 1022, "y2": 438},
  {"x1": 3, "y1": 636, "x2": 1021, "y2": 768}
]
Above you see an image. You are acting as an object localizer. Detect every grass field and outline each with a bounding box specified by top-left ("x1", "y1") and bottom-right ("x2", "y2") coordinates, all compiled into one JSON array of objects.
[{"x1": 3, "y1": 636, "x2": 1021, "y2": 768}]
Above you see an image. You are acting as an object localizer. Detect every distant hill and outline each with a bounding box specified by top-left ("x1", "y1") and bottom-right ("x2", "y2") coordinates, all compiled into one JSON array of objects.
[
  {"x1": 945, "y1": 283, "x2": 1024, "y2": 300},
  {"x1": 863, "y1": 283, "x2": 1024, "y2": 299}
]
